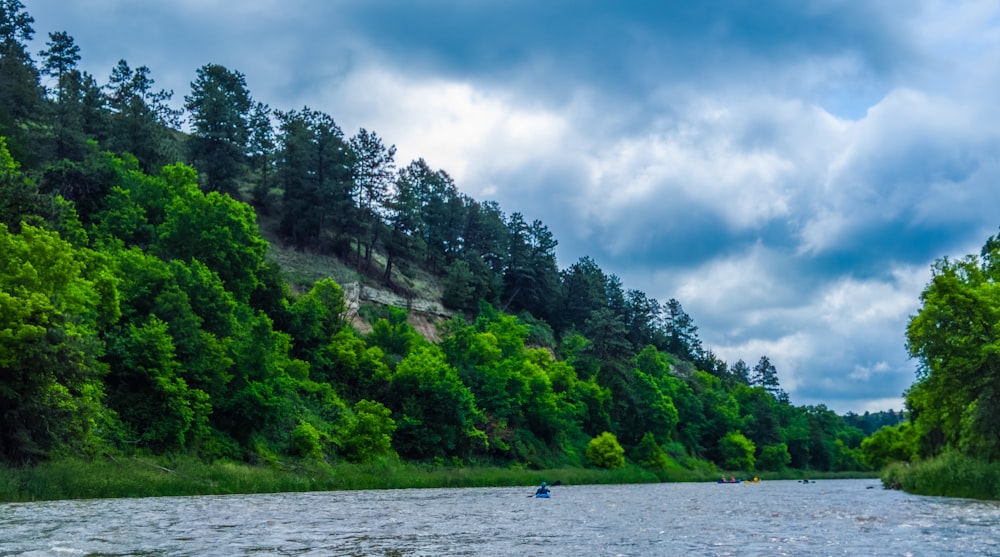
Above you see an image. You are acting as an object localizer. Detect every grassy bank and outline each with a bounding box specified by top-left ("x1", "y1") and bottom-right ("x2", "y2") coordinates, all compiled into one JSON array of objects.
[
  {"x1": 0, "y1": 456, "x2": 878, "y2": 502},
  {"x1": 0, "y1": 457, "x2": 655, "y2": 502},
  {"x1": 881, "y1": 452, "x2": 1000, "y2": 500}
]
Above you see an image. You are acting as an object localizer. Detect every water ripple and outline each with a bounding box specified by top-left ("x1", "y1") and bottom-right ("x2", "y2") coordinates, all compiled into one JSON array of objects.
[{"x1": 2, "y1": 480, "x2": 999, "y2": 556}]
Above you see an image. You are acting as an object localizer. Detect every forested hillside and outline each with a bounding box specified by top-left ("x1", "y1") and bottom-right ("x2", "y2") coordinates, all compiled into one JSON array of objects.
[{"x1": 0, "y1": 1, "x2": 873, "y2": 474}]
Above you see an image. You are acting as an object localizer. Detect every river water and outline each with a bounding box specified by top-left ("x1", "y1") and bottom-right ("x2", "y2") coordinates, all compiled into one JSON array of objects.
[{"x1": 2, "y1": 479, "x2": 999, "y2": 556}]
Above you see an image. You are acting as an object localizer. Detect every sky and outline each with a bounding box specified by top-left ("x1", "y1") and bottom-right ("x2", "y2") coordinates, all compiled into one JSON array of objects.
[{"x1": 20, "y1": 0, "x2": 1000, "y2": 414}]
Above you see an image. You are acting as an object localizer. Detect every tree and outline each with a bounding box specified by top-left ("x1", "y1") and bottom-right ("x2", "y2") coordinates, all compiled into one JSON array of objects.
[
  {"x1": 502, "y1": 213, "x2": 560, "y2": 321},
  {"x1": 343, "y1": 399, "x2": 397, "y2": 462},
  {"x1": 349, "y1": 128, "x2": 395, "y2": 269},
  {"x1": 757, "y1": 442, "x2": 792, "y2": 471},
  {"x1": 185, "y1": 64, "x2": 253, "y2": 196},
  {"x1": 632, "y1": 431, "x2": 672, "y2": 472},
  {"x1": 0, "y1": 0, "x2": 43, "y2": 164},
  {"x1": 104, "y1": 59, "x2": 181, "y2": 171},
  {"x1": 38, "y1": 31, "x2": 86, "y2": 160},
  {"x1": 0, "y1": 136, "x2": 56, "y2": 231},
  {"x1": 398, "y1": 159, "x2": 464, "y2": 273},
  {"x1": 622, "y1": 289, "x2": 663, "y2": 351},
  {"x1": 442, "y1": 259, "x2": 477, "y2": 311},
  {"x1": 906, "y1": 240, "x2": 1000, "y2": 460},
  {"x1": 751, "y1": 355, "x2": 784, "y2": 400},
  {"x1": 730, "y1": 359, "x2": 751, "y2": 385},
  {"x1": 274, "y1": 107, "x2": 353, "y2": 251},
  {"x1": 718, "y1": 430, "x2": 756, "y2": 471},
  {"x1": 104, "y1": 316, "x2": 210, "y2": 451},
  {"x1": 586, "y1": 431, "x2": 625, "y2": 469},
  {"x1": 0, "y1": 222, "x2": 119, "y2": 462},
  {"x1": 662, "y1": 299, "x2": 702, "y2": 361},
  {"x1": 315, "y1": 327, "x2": 391, "y2": 402},
  {"x1": 287, "y1": 278, "x2": 346, "y2": 362},
  {"x1": 39, "y1": 144, "x2": 118, "y2": 223},
  {"x1": 247, "y1": 102, "x2": 276, "y2": 208},
  {"x1": 386, "y1": 345, "x2": 486, "y2": 460},
  {"x1": 38, "y1": 31, "x2": 79, "y2": 102},
  {"x1": 456, "y1": 198, "x2": 506, "y2": 305},
  {"x1": 859, "y1": 423, "x2": 917, "y2": 469},
  {"x1": 555, "y1": 256, "x2": 610, "y2": 333},
  {"x1": 152, "y1": 164, "x2": 269, "y2": 302},
  {"x1": 382, "y1": 159, "x2": 426, "y2": 284}
]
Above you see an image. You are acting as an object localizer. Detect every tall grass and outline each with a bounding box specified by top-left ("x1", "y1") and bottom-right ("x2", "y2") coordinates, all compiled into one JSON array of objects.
[
  {"x1": 0, "y1": 456, "x2": 883, "y2": 503},
  {"x1": 0, "y1": 458, "x2": 663, "y2": 502},
  {"x1": 881, "y1": 451, "x2": 1000, "y2": 500}
]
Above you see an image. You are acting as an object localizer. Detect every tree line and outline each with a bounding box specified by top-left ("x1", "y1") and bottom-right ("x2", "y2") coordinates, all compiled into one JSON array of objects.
[
  {"x1": 0, "y1": 1, "x2": 874, "y2": 473},
  {"x1": 861, "y1": 232, "x2": 1000, "y2": 470}
]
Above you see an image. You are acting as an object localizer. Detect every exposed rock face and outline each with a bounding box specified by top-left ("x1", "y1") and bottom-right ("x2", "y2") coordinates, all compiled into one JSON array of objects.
[{"x1": 341, "y1": 281, "x2": 453, "y2": 342}]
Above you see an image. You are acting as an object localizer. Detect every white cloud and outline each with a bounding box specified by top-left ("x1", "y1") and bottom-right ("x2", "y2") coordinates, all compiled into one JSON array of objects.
[
  {"x1": 313, "y1": 68, "x2": 568, "y2": 198},
  {"x1": 817, "y1": 269, "x2": 924, "y2": 331}
]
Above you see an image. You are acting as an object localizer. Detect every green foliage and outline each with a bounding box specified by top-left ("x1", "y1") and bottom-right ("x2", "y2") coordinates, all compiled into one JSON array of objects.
[
  {"x1": 343, "y1": 400, "x2": 397, "y2": 463},
  {"x1": 288, "y1": 277, "x2": 346, "y2": 361},
  {"x1": 882, "y1": 450, "x2": 1000, "y2": 500},
  {"x1": 860, "y1": 423, "x2": 917, "y2": 469},
  {"x1": 0, "y1": 136, "x2": 56, "y2": 231},
  {"x1": 365, "y1": 306, "x2": 422, "y2": 365},
  {"x1": 289, "y1": 421, "x2": 324, "y2": 460},
  {"x1": 104, "y1": 316, "x2": 210, "y2": 452},
  {"x1": 442, "y1": 258, "x2": 477, "y2": 310},
  {"x1": 905, "y1": 244, "x2": 1000, "y2": 461},
  {"x1": 718, "y1": 430, "x2": 756, "y2": 471},
  {"x1": 153, "y1": 165, "x2": 269, "y2": 301},
  {"x1": 756, "y1": 443, "x2": 792, "y2": 471},
  {"x1": 316, "y1": 327, "x2": 391, "y2": 401},
  {"x1": 387, "y1": 345, "x2": 487, "y2": 460},
  {"x1": 586, "y1": 432, "x2": 625, "y2": 469},
  {"x1": 103, "y1": 59, "x2": 181, "y2": 171},
  {"x1": 632, "y1": 432, "x2": 673, "y2": 472},
  {"x1": 0, "y1": 222, "x2": 115, "y2": 462},
  {"x1": 185, "y1": 64, "x2": 252, "y2": 196},
  {"x1": 274, "y1": 107, "x2": 353, "y2": 251}
]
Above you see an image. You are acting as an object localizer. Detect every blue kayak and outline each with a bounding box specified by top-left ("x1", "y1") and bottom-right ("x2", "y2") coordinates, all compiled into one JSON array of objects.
[{"x1": 534, "y1": 493, "x2": 550, "y2": 498}]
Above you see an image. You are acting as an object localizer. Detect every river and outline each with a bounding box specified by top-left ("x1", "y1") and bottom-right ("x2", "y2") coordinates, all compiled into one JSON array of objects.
[{"x1": 1, "y1": 479, "x2": 998, "y2": 556}]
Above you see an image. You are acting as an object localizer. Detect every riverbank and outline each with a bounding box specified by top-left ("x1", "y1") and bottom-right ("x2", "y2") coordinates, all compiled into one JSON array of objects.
[
  {"x1": 881, "y1": 451, "x2": 1000, "y2": 501},
  {"x1": 0, "y1": 456, "x2": 878, "y2": 502}
]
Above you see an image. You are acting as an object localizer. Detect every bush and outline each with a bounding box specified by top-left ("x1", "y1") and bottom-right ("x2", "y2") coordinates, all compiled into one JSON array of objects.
[
  {"x1": 289, "y1": 421, "x2": 324, "y2": 460},
  {"x1": 757, "y1": 443, "x2": 791, "y2": 471},
  {"x1": 586, "y1": 432, "x2": 625, "y2": 469},
  {"x1": 882, "y1": 451, "x2": 1000, "y2": 500},
  {"x1": 632, "y1": 432, "x2": 671, "y2": 472},
  {"x1": 343, "y1": 400, "x2": 397, "y2": 463},
  {"x1": 860, "y1": 423, "x2": 917, "y2": 469},
  {"x1": 718, "y1": 430, "x2": 755, "y2": 471}
]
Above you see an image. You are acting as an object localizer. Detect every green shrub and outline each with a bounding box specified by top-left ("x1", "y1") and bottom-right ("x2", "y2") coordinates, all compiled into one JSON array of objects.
[
  {"x1": 632, "y1": 432, "x2": 672, "y2": 472},
  {"x1": 586, "y1": 432, "x2": 625, "y2": 469},
  {"x1": 718, "y1": 430, "x2": 755, "y2": 471},
  {"x1": 343, "y1": 400, "x2": 397, "y2": 463},
  {"x1": 882, "y1": 451, "x2": 1000, "y2": 500},
  {"x1": 289, "y1": 421, "x2": 324, "y2": 460},
  {"x1": 757, "y1": 443, "x2": 791, "y2": 471}
]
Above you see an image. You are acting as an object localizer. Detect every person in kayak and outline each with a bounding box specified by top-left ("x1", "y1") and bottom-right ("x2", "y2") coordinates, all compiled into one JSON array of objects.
[{"x1": 535, "y1": 482, "x2": 550, "y2": 496}]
